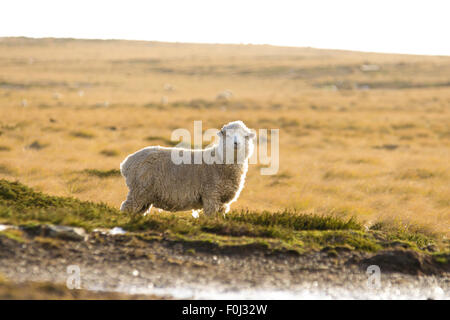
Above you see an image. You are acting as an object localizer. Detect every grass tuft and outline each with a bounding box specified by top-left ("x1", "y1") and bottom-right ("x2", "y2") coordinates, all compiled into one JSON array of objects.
[
  {"x1": 82, "y1": 169, "x2": 121, "y2": 178},
  {"x1": 70, "y1": 130, "x2": 95, "y2": 139},
  {"x1": 226, "y1": 210, "x2": 362, "y2": 231},
  {"x1": 100, "y1": 149, "x2": 120, "y2": 157}
]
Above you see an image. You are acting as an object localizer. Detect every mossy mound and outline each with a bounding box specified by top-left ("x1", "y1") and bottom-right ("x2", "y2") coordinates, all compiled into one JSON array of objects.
[{"x1": 0, "y1": 179, "x2": 447, "y2": 256}]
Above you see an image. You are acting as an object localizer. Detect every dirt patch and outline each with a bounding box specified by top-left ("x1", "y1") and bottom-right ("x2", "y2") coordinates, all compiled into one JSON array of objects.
[{"x1": 358, "y1": 249, "x2": 450, "y2": 275}]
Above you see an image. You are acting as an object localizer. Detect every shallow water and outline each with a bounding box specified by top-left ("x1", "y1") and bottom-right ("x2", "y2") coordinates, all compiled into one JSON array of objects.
[{"x1": 88, "y1": 281, "x2": 449, "y2": 300}]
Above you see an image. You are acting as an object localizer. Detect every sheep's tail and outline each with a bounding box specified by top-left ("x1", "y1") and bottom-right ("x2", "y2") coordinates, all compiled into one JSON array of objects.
[
  {"x1": 120, "y1": 155, "x2": 134, "y2": 179},
  {"x1": 120, "y1": 147, "x2": 156, "y2": 186}
]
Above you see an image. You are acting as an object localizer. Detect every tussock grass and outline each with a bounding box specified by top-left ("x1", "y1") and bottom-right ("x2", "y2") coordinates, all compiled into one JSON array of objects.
[
  {"x1": 225, "y1": 210, "x2": 361, "y2": 231},
  {"x1": 26, "y1": 140, "x2": 49, "y2": 150},
  {"x1": 397, "y1": 168, "x2": 444, "y2": 180},
  {"x1": 145, "y1": 136, "x2": 178, "y2": 147},
  {"x1": 323, "y1": 169, "x2": 363, "y2": 180},
  {"x1": 70, "y1": 130, "x2": 95, "y2": 139},
  {"x1": 81, "y1": 169, "x2": 121, "y2": 178},
  {"x1": 99, "y1": 149, "x2": 120, "y2": 157}
]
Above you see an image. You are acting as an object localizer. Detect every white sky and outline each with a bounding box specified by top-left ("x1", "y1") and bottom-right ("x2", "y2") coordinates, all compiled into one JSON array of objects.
[{"x1": 0, "y1": 0, "x2": 449, "y2": 55}]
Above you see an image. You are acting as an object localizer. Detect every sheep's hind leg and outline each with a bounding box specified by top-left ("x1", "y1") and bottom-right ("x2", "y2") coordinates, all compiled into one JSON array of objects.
[
  {"x1": 202, "y1": 197, "x2": 225, "y2": 217},
  {"x1": 120, "y1": 190, "x2": 149, "y2": 214},
  {"x1": 144, "y1": 204, "x2": 153, "y2": 216}
]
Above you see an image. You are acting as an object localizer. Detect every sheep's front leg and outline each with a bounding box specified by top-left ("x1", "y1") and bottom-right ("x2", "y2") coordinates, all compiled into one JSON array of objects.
[{"x1": 202, "y1": 196, "x2": 225, "y2": 216}]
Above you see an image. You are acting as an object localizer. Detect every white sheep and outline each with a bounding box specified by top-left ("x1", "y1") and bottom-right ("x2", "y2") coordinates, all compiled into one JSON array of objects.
[
  {"x1": 120, "y1": 121, "x2": 256, "y2": 216},
  {"x1": 216, "y1": 89, "x2": 233, "y2": 101}
]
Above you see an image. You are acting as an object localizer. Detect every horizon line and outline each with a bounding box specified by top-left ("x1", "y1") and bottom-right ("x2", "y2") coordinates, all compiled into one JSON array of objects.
[{"x1": 1, "y1": 35, "x2": 449, "y2": 58}]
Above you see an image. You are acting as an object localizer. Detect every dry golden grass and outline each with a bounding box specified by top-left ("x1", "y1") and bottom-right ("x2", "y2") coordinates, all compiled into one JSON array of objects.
[{"x1": 0, "y1": 37, "x2": 449, "y2": 235}]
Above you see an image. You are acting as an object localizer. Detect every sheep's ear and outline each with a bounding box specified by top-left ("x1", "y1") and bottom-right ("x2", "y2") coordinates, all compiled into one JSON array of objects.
[
  {"x1": 248, "y1": 131, "x2": 256, "y2": 139},
  {"x1": 218, "y1": 129, "x2": 225, "y2": 137}
]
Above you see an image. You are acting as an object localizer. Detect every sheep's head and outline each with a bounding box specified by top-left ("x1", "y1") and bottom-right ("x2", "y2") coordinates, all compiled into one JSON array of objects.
[{"x1": 218, "y1": 121, "x2": 256, "y2": 163}]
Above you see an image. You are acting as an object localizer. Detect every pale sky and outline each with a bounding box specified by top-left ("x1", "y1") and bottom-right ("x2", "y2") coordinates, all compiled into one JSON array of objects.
[{"x1": 1, "y1": 0, "x2": 449, "y2": 55}]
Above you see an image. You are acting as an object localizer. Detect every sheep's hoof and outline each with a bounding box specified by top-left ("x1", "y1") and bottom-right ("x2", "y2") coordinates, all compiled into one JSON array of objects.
[
  {"x1": 143, "y1": 204, "x2": 153, "y2": 217},
  {"x1": 192, "y1": 210, "x2": 200, "y2": 218},
  {"x1": 120, "y1": 201, "x2": 132, "y2": 212},
  {"x1": 120, "y1": 200, "x2": 141, "y2": 214}
]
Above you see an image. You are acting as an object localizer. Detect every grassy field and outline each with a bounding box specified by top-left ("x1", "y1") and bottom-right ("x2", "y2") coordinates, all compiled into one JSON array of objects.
[{"x1": 0, "y1": 37, "x2": 449, "y2": 236}]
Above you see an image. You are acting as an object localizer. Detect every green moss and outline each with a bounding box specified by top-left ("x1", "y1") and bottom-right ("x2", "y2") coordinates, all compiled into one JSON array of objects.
[
  {"x1": 294, "y1": 230, "x2": 382, "y2": 252},
  {"x1": 369, "y1": 220, "x2": 438, "y2": 248},
  {"x1": 0, "y1": 229, "x2": 26, "y2": 243},
  {"x1": 34, "y1": 236, "x2": 63, "y2": 249},
  {"x1": 386, "y1": 231, "x2": 434, "y2": 248},
  {"x1": 0, "y1": 179, "x2": 120, "y2": 230},
  {"x1": 432, "y1": 252, "x2": 449, "y2": 265},
  {"x1": 186, "y1": 248, "x2": 196, "y2": 255}
]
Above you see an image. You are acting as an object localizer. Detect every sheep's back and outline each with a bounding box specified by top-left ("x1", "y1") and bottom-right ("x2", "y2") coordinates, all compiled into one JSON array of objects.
[{"x1": 137, "y1": 147, "x2": 206, "y2": 211}]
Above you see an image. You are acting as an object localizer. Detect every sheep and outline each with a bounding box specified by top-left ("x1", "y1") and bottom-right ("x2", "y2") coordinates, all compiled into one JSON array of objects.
[
  {"x1": 120, "y1": 120, "x2": 256, "y2": 216},
  {"x1": 216, "y1": 89, "x2": 233, "y2": 101}
]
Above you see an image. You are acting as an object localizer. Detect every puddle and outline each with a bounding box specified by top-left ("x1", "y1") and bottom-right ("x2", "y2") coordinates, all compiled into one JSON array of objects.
[{"x1": 87, "y1": 282, "x2": 448, "y2": 300}]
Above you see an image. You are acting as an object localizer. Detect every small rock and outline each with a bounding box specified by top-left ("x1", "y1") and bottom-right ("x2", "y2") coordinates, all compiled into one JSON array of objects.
[
  {"x1": 46, "y1": 225, "x2": 88, "y2": 241},
  {"x1": 0, "y1": 224, "x2": 16, "y2": 232},
  {"x1": 109, "y1": 227, "x2": 127, "y2": 235},
  {"x1": 22, "y1": 224, "x2": 88, "y2": 241},
  {"x1": 92, "y1": 228, "x2": 109, "y2": 235}
]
